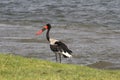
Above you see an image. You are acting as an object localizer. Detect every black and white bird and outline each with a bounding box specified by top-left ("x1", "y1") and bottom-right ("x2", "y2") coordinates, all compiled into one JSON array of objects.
[{"x1": 36, "y1": 24, "x2": 72, "y2": 63}]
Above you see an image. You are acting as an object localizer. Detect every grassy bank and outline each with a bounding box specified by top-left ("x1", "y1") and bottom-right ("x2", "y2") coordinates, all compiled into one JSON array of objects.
[{"x1": 0, "y1": 54, "x2": 120, "y2": 80}]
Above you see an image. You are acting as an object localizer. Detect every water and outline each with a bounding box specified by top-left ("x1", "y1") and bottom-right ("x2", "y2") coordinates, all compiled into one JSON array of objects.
[
  {"x1": 0, "y1": 0, "x2": 120, "y2": 69},
  {"x1": 0, "y1": 0, "x2": 120, "y2": 28}
]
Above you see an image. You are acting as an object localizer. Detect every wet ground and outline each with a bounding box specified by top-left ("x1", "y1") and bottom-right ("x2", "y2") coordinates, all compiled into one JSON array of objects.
[{"x1": 0, "y1": 23, "x2": 120, "y2": 69}]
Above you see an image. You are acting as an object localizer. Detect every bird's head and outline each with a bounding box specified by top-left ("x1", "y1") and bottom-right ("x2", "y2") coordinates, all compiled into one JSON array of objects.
[{"x1": 36, "y1": 23, "x2": 51, "y2": 35}]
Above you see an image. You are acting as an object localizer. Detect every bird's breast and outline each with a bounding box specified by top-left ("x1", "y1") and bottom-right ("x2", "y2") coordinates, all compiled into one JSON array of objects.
[{"x1": 49, "y1": 38, "x2": 59, "y2": 45}]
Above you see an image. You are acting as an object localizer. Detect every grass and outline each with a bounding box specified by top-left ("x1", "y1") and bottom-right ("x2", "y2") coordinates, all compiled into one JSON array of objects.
[{"x1": 0, "y1": 54, "x2": 120, "y2": 80}]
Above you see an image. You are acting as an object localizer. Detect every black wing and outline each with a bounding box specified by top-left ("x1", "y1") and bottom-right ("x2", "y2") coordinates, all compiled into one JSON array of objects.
[
  {"x1": 54, "y1": 41, "x2": 72, "y2": 54},
  {"x1": 50, "y1": 44, "x2": 59, "y2": 52}
]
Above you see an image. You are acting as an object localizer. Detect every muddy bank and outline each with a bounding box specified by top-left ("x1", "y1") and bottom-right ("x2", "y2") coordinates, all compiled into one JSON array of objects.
[{"x1": 88, "y1": 61, "x2": 120, "y2": 70}]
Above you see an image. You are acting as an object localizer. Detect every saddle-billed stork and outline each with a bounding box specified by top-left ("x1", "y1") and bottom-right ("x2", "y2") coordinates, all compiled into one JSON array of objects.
[{"x1": 36, "y1": 24, "x2": 72, "y2": 63}]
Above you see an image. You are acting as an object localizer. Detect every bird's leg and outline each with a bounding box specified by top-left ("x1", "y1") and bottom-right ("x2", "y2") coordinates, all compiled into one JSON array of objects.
[
  {"x1": 59, "y1": 53, "x2": 62, "y2": 63},
  {"x1": 55, "y1": 53, "x2": 58, "y2": 62}
]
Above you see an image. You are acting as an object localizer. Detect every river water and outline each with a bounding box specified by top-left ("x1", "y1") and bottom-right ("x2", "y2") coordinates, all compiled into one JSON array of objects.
[{"x1": 0, "y1": 0, "x2": 120, "y2": 69}]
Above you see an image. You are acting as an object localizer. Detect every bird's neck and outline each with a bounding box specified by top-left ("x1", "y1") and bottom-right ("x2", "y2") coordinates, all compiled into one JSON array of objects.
[{"x1": 46, "y1": 28, "x2": 50, "y2": 41}]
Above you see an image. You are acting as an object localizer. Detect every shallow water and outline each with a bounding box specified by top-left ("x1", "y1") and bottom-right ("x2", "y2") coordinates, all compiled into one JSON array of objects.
[{"x1": 0, "y1": 24, "x2": 120, "y2": 69}]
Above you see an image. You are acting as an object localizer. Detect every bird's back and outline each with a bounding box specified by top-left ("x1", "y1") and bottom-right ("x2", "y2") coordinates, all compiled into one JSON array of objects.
[{"x1": 49, "y1": 38, "x2": 72, "y2": 58}]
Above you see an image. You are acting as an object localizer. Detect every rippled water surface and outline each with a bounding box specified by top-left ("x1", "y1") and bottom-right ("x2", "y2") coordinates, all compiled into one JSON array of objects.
[
  {"x1": 0, "y1": 0, "x2": 120, "y2": 28},
  {"x1": 0, "y1": 0, "x2": 120, "y2": 69}
]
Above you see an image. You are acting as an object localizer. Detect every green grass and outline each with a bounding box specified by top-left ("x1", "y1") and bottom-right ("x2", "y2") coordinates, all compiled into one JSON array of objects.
[{"x1": 0, "y1": 54, "x2": 120, "y2": 80}]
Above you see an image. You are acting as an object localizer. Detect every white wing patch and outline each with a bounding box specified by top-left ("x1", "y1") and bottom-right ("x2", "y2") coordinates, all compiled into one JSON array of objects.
[{"x1": 62, "y1": 51, "x2": 72, "y2": 58}]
